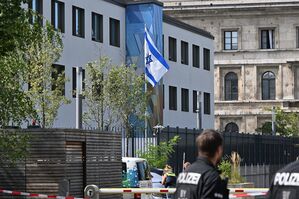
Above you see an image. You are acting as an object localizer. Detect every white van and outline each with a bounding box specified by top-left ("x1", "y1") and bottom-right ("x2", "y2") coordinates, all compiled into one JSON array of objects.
[{"x1": 122, "y1": 157, "x2": 152, "y2": 199}]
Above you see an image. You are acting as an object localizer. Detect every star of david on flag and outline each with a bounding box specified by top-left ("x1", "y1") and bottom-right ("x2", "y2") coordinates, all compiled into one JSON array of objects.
[{"x1": 144, "y1": 27, "x2": 169, "y2": 87}]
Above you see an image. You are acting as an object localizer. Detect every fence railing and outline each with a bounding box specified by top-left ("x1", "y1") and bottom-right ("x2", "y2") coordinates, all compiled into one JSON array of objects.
[
  {"x1": 122, "y1": 137, "x2": 157, "y2": 157},
  {"x1": 121, "y1": 126, "x2": 299, "y2": 187}
]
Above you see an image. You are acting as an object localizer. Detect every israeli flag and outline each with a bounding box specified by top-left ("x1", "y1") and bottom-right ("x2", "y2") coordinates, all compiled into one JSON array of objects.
[{"x1": 144, "y1": 27, "x2": 169, "y2": 87}]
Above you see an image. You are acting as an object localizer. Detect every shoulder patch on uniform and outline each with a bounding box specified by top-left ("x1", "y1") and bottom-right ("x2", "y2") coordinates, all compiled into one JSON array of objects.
[{"x1": 177, "y1": 172, "x2": 201, "y2": 185}]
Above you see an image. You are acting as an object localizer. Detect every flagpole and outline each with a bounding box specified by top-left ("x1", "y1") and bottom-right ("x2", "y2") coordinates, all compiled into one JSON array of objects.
[{"x1": 144, "y1": 24, "x2": 148, "y2": 143}]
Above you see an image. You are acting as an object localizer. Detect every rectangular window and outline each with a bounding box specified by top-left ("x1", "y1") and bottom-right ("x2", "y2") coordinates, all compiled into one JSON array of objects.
[
  {"x1": 169, "y1": 37, "x2": 177, "y2": 62},
  {"x1": 181, "y1": 41, "x2": 189, "y2": 65},
  {"x1": 181, "y1": 88, "x2": 189, "y2": 112},
  {"x1": 203, "y1": 48, "x2": 210, "y2": 71},
  {"x1": 192, "y1": 44, "x2": 200, "y2": 68},
  {"x1": 193, "y1": 90, "x2": 198, "y2": 113},
  {"x1": 109, "y1": 18, "x2": 120, "y2": 47},
  {"x1": 297, "y1": 27, "x2": 299, "y2": 48},
  {"x1": 72, "y1": 6, "x2": 85, "y2": 38},
  {"x1": 52, "y1": 64, "x2": 65, "y2": 96},
  {"x1": 204, "y1": 92, "x2": 211, "y2": 115},
  {"x1": 169, "y1": 86, "x2": 177, "y2": 111},
  {"x1": 224, "y1": 31, "x2": 238, "y2": 50},
  {"x1": 29, "y1": 0, "x2": 43, "y2": 25},
  {"x1": 261, "y1": 29, "x2": 275, "y2": 49},
  {"x1": 72, "y1": 67, "x2": 85, "y2": 98},
  {"x1": 51, "y1": 0, "x2": 65, "y2": 33},
  {"x1": 92, "y1": 12, "x2": 103, "y2": 42}
]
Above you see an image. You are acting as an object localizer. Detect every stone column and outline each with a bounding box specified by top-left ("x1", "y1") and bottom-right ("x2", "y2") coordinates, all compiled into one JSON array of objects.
[
  {"x1": 241, "y1": 65, "x2": 245, "y2": 100},
  {"x1": 277, "y1": 64, "x2": 283, "y2": 100},
  {"x1": 282, "y1": 64, "x2": 294, "y2": 99},
  {"x1": 253, "y1": 65, "x2": 258, "y2": 100},
  {"x1": 215, "y1": 66, "x2": 221, "y2": 101}
]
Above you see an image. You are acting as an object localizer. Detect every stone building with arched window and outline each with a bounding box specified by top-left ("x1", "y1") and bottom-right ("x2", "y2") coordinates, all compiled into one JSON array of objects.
[{"x1": 163, "y1": 0, "x2": 299, "y2": 133}]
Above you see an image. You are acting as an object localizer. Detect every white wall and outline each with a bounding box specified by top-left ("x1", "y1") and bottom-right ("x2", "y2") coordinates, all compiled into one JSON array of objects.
[
  {"x1": 41, "y1": 0, "x2": 126, "y2": 127},
  {"x1": 162, "y1": 22, "x2": 215, "y2": 129}
]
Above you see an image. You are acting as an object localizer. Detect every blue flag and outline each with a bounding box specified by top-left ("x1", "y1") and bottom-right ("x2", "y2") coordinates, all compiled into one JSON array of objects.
[{"x1": 144, "y1": 27, "x2": 169, "y2": 87}]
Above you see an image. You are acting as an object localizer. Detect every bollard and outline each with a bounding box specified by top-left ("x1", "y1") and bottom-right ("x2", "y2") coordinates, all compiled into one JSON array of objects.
[{"x1": 84, "y1": 184, "x2": 100, "y2": 199}]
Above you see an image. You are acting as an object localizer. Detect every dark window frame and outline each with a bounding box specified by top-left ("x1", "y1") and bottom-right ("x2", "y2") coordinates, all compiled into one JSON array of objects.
[
  {"x1": 204, "y1": 92, "x2": 211, "y2": 115},
  {"x1": 169, "y1": 86, "x2": 177, "y2": 111},
  {"x1": 181, "y1": 88, "x2": 189, "y2": 112},
  {"x1": 92, "y1": 12, "x2": 103, "y2": 43},
  {"x1": 72, "y1": 67, "x2": 85, "y2": 98},
  {"x1": 168, "y1": 37, "x2": 177, "y2": 62},
  {"x1": 72, "y1": 6, "x2": 85, "y2": 38},
  {"x1": 29, "y1": 0, "x2": 43, "y2": 25},
  {"x1": 192, "y1": 44, "x2": 200, "y2": 68},
  {"x1": 260, "y1": 29, "x2": 275, "y2": 49},
  {"x1": 51, "y1": 0, "x2": 65, "y2": 33},
  {"x1": 181, "y1": 40, "x2": 189, "y2": 65},
  {"x1": 203, "y1": 48, "x2": 210, "y2": 71},
  {"x1": 262, "y1": 71, "x2": 276, "y2": 100},
  {"x1": 109, "y1": 18, "x2": 120, "y2": 47},
  {"x1": 225, "y1": 72, "x2": 238, "y2": 101},
  {"x1": 224, "y1": 31, "x2": 238, "y2": 50},
  {"x1": 193, "y1": 90, "x2": 198, "y2": 113}
]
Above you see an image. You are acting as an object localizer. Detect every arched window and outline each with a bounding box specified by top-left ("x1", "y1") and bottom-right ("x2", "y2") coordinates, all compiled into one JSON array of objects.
[
  {"x1": 262, "y1": 71, "x2": 275, "y2": 100},
  {"x1": 225, "y1": 122, "x2": 239, "y2": 133},
  {"x1": 225, "y1": 72, "x2": 238, "y2": 100}
]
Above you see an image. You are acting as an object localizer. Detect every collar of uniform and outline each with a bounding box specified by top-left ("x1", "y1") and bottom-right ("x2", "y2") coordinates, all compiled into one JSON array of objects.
[{"x1": 197, "y1": 156, "x2": 216, "y2": 168}]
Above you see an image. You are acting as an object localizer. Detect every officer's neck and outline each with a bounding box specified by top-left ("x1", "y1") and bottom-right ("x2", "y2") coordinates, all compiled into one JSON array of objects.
[{"x1": 199, "y1": 154, "x2": 218, "y2": 167}]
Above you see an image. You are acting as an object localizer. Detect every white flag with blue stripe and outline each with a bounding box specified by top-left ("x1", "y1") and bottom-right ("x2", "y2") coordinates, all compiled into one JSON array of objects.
[{"x1": 144, "y1": 27, "x2": 169, "y2": 87}]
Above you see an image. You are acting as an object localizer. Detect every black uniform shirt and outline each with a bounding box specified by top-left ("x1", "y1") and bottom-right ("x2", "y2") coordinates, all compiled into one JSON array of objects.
[
  {"x1": 267, "y1": 160, "x2": 299, "y2": 199},
  {"x1": 174, "y1": 157, "x2": 229, "y2": 199}
]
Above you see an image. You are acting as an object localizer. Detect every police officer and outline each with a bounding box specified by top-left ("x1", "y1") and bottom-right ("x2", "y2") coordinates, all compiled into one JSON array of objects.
[
  {"x1": 267, "y1": 160, "x2": 299, "y2": 199},
  {"x1": 174, "y1": 129, "x2": 229, "y2": 199}
]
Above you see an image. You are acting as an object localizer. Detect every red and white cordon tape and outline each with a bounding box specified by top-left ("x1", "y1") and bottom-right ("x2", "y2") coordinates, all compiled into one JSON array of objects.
[
  {"x1": 0, "y1": 188, "x2": 86, "y2": 199},
  {"x1": 230, "y1": 192, "x2": 267, "y2": 198}
]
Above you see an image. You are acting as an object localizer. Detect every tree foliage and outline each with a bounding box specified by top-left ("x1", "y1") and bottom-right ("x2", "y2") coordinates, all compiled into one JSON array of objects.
[
  {"x1": 25, "y1": 22, "x2": 69, "y2": 128},
  {"x1": 105, "y1": 65, "x2": 148, "y2": 136},
  {"x1": 0, "y1": 130, "x2": 30, "y2": 166},
  {"x1": 137, "y1": 136, "x2": 180, "y2": 169},
  {"x1": 0, "y1": 50, "x2": 35, "y2": 127},
  {"x1": 258, "y1": 107, "x2": 299, "y2": 136},
  {"x1": 83, "y1": 57, "x2": 117, "y2": 129},
  {"x1": 0, "y1": 0, "x2": 32, "y2": 56}
]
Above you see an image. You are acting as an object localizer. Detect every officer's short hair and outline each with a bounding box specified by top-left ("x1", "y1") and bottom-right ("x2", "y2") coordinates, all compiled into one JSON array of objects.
[{"x1": 196, "y1": 129, "x2": 223, "y2": 158}]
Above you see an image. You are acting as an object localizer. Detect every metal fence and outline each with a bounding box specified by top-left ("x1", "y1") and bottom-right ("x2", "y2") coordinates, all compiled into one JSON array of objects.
[{"x1": 121, "y1": 126, "x2": 299, "y2": 187}]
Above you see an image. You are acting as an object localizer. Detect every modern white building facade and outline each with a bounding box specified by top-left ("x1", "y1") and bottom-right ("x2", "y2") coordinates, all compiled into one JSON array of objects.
[{"x1": 28, "y1": 0, "x2": 214, "y2": 130}]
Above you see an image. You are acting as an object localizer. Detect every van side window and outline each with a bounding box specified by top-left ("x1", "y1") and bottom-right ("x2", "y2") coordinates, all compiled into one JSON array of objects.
[{"x1": 136, "y1": 162, "x2": 146, "y2": 181}]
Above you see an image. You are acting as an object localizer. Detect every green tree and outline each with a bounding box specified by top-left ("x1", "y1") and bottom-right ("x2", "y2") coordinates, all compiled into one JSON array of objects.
[
  {"x1": 25, "y1": 22, "x2": 69, "y2": 128},
  {"x1": 0, "y1": 0, "x2": 33, "y2": 56},
  {"x1": 0, "y1": 130, "x2": 30, "y2": 166},
  {"x1": 0, "y1": 50, "x2": 35, "y2": 127},
  {"x1": 137, "y1": 136, "x2": 180, "y2": 169},
  {"x1": 105, "y1": 65, "x2": 148, "y2": 132},
  {"x1": 275, "y1": 107, "x2": 299, "y2": 136},
  {"x1": 0, "y1": 0, "x2": 42, "y2": 127},
  {"x1": 105, "y1": 65, "x2": 147, "y2": 155},
  {"x1": 83, "y1": 57, "x2": 117, "y2": 129},
  {"x1": 258, "y1": 107, "x2": 299, "y2": 136}
]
